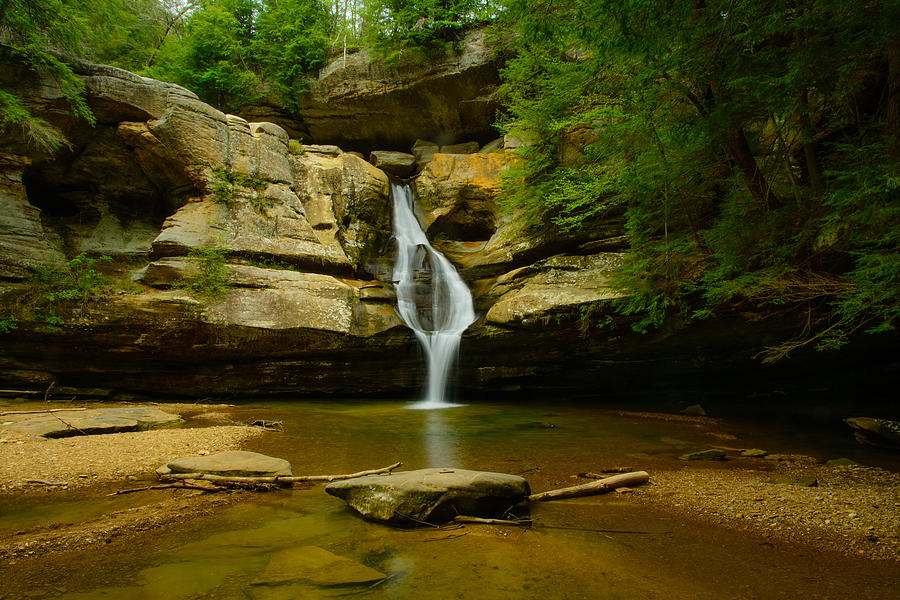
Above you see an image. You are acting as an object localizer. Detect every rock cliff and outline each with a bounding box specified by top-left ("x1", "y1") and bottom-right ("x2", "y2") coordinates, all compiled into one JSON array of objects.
[{"x1": 0, "y1": 51, "x2": 893, "y2": 407}]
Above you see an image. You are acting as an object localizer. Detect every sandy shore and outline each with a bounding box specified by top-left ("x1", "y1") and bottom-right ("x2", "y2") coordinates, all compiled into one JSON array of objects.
[{"x1": 632, "y1": 454, "x2": 900, "y2": 561}]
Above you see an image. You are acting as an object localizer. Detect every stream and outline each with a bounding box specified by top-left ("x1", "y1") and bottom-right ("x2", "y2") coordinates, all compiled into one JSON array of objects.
[{"x1": 1, "y1": 400, "x2": 898, "y2": 599}]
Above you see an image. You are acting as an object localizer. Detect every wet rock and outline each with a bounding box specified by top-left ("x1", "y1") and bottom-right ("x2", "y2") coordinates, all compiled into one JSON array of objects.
[
  {"x1": 160, "y1": 450, "x2": 292, "y2": 477},
  {"x1": 252, "y1": 546, "x2": 385, "y2": 587},
  {"x1": 844, "y1": 417, "x2": 900, "y2": 451},
  {"x1": 678, "y1": 449, "x2": 727, "y2": 461},
  {"x1": 2, "y1": 407, "x2": 181, "y2": 438},
  {"x1": 369, "y1": 151, "x2": 416, "y2": 178},
  {"x1": 325, "y1": 467, "x2": 531, "y2": 524},
  {"x1": 825, "y1": 458, "x2": 859, "y2": 467}
]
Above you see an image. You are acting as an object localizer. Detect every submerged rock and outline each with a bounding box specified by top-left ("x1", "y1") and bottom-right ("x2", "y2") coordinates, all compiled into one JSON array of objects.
[
  {"x1": 2, "y1": 406, "x2": 181, "y2": 438},
  {"x1": 159, "y1": 450, "x2": 292, "y2": 477},
  {"x1": 678, "y1": 449, "x2": 727, "y2": 461},
  {"x1": 325, "y1": 467, "x2": 531, "y2": 524},
  {"x1": 252, "y1": 546, "x2": 386, "y2": 588}
]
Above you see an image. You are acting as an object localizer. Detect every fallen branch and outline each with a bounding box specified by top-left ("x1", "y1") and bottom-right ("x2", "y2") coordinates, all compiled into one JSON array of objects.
[
  {"x1": 0, "y1": 389, "x2": 44, "y2": 397},
  {"x1": 159, "y1": 461, "x2": 402, "y2": 485},
  {"x1": 23, "y1": 478, "x2": 68, "y2": 487},
  {"x1": 453, "y1": 516, "x2": 533, "y2": 526},
  {"x1": 108, "y1": 483, "x2": 221, "y2": 496},
  {"x1": 0, "y1": 407, "x2": 87, "y2": 416},
  {"x1": 528, "y1": 471, "x2": 649, "y2": 502},
  {"x1": 579, "y1": 467, "x2": 634, "y2": 478}
]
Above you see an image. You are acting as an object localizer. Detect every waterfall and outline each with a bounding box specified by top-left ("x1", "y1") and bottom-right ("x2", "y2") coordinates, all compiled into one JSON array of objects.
[{"x1": 391, "y1": 182, "x2": 475, "y2": 409}]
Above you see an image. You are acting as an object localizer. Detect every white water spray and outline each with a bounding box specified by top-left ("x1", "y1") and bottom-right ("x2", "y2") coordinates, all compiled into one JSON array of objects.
[{"x1": 391, "y1": 182, "x2": 475, "y2": 409}]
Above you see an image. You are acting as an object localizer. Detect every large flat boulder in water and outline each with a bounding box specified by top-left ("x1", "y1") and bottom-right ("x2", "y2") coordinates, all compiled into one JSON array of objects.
[
  {"x1": 2, "y1": 406, "x2": 182, "y2": 438},
  {"x1": 325, "y1": 467, "x2": 530, "y2": 524},
  {"x1": 161, "y1": 450, "x2": 292, "y2": 477}
]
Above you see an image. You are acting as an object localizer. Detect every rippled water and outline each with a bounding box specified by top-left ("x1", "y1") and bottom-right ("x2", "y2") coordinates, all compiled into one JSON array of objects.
[{"x1": 2, "y1": 400, "x2": 898, "y2": 599}]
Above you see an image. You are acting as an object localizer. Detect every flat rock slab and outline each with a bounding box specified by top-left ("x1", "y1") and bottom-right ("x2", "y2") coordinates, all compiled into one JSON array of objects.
[
  {"x1": 326, "y1": 467, "x2": 530, "y2": 525},
  {"x1": 2, "y1": 406, "x2": 182, "y2": 438},
  {"x1": 160, "y1": 450, "x2": 292, "y2": 477},
  {"x1": 252, "y1": 546, "x2": 385, "y2": 587}
]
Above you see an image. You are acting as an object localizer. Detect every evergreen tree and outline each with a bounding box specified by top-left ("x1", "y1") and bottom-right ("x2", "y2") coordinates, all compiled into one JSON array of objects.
[{"x1": 497, "y1": 0, "x2": 900, "y2": 356}]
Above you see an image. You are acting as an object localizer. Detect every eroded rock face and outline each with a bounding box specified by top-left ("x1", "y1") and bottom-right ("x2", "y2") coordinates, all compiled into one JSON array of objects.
[
  {"x1": 413, "y1": 152, "x2": 508, "y2": 241},
  {"x1": 0, "y1": 154, "x2": 65, "y2": 279},
  {"x1": 325, "y1": 468, "x2": 531, "y2": 524},
  {"x1": 483, "y1": 253, "x2": 627, "y2": 327}
]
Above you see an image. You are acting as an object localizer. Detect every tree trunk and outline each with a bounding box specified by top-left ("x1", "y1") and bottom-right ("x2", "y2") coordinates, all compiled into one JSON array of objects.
[
  {"x1": 886, "y1": 39, "x2": 900, "y2": 154},
  {"x1": 800, "y1": 90, "x2": 825, "y2": 196},
  {"x1": 726, "y1": 127, "x2": 781, "y2": 210}
]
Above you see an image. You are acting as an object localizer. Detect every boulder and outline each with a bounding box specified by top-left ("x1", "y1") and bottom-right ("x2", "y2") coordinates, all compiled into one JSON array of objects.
[
  {"x1": 325, "y1": 467, "x2": 531, "y2": 524},
  {"x1": 411, "y1": 139, "x2": 440, "y2": 169},
  {"x1": 439, "y1": 141, "x2": 479, "y2": 154},
  {"x1": 161, "y1": 450, "x2": 292, "y2": 477},
  {"x1": 844, "y1": 417, "x2": 900, "y2": 450},
  {"x1": 252, "y1": 546, "x2": 385, "y2": 587},
  {"x1": 368, "y1": 151, "x2": 416, "y2": 178},
  {"x1": 2, "y1": 406, "x2": 182, "y2": 438}
]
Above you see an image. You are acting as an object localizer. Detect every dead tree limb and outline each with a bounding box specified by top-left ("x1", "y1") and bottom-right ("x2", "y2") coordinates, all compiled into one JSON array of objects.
[
  {"x1": 23, "y1": 478, "x2": 68, "y2": 487},
  {"x1": 528, "y1": 471, "x2": 650, "y2": 502},
  {"x1": 107, "y1": 483, "x2": 220, "y2": 496},
  {"x1": 159, "y1": 462, "x2": 402, "y2": 485},
  {"x1": 0, "y1": 407, "x2": 87, "y2": 416},
  {"x1": 453, "y1": 516, "x2": 533, "y2": 526},
  {"x1": 579, "y1": 467, "x2": 634, "y2": 478}
]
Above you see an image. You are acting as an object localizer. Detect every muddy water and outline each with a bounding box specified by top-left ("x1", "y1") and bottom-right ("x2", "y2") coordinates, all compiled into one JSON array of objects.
[{"x1": 3, "y1": 400, "x2": 899, "y2": 599}]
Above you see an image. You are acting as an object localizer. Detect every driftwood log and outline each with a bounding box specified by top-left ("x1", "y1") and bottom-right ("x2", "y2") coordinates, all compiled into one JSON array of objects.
[
  {"x1": 528, "y1": 471, "x2": 650, "y2": 502},
  {"x1": 158, "y1": 462, "x2": 402, "y2": 485}
]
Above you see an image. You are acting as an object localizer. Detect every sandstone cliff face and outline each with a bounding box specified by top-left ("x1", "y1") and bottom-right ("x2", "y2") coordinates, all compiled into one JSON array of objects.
[
  {"x1": 237, "y1": 28, "x2": 503, "y2": 152},
  {"x1": 0, "y1": 50, "x2": 849, "y2": 403}
]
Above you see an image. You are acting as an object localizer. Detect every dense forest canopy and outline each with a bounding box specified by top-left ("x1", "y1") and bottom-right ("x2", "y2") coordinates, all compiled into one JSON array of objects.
[{"x1": 1, "y1": 0, "x2": 898, "y2": 360}]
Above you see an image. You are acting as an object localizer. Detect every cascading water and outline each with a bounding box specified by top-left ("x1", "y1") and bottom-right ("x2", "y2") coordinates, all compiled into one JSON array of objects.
[{"x1": 391, "y1": 181, "x2": 475, "y2": 409}]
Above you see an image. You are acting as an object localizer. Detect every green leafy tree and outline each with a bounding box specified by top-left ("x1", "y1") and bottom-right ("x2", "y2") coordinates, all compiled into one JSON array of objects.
[
  {"x1": 0, "y1": 0, "x2": 99, "y2": 152},
  {"x1": 497, "y1": 0, "x2": 900, "y2": 356},
  {"x1": 363, "y1": 0, "x2": 498, "y2": 55}
]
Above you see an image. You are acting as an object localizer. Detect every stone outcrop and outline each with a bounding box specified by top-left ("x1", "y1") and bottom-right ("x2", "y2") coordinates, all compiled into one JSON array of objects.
[
  {"x1": 291, "y1": 28, "x2": 503, "y2": 151},
  {"x1": 325, "y1": 468, "x2": 531, "y2": 524}
]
